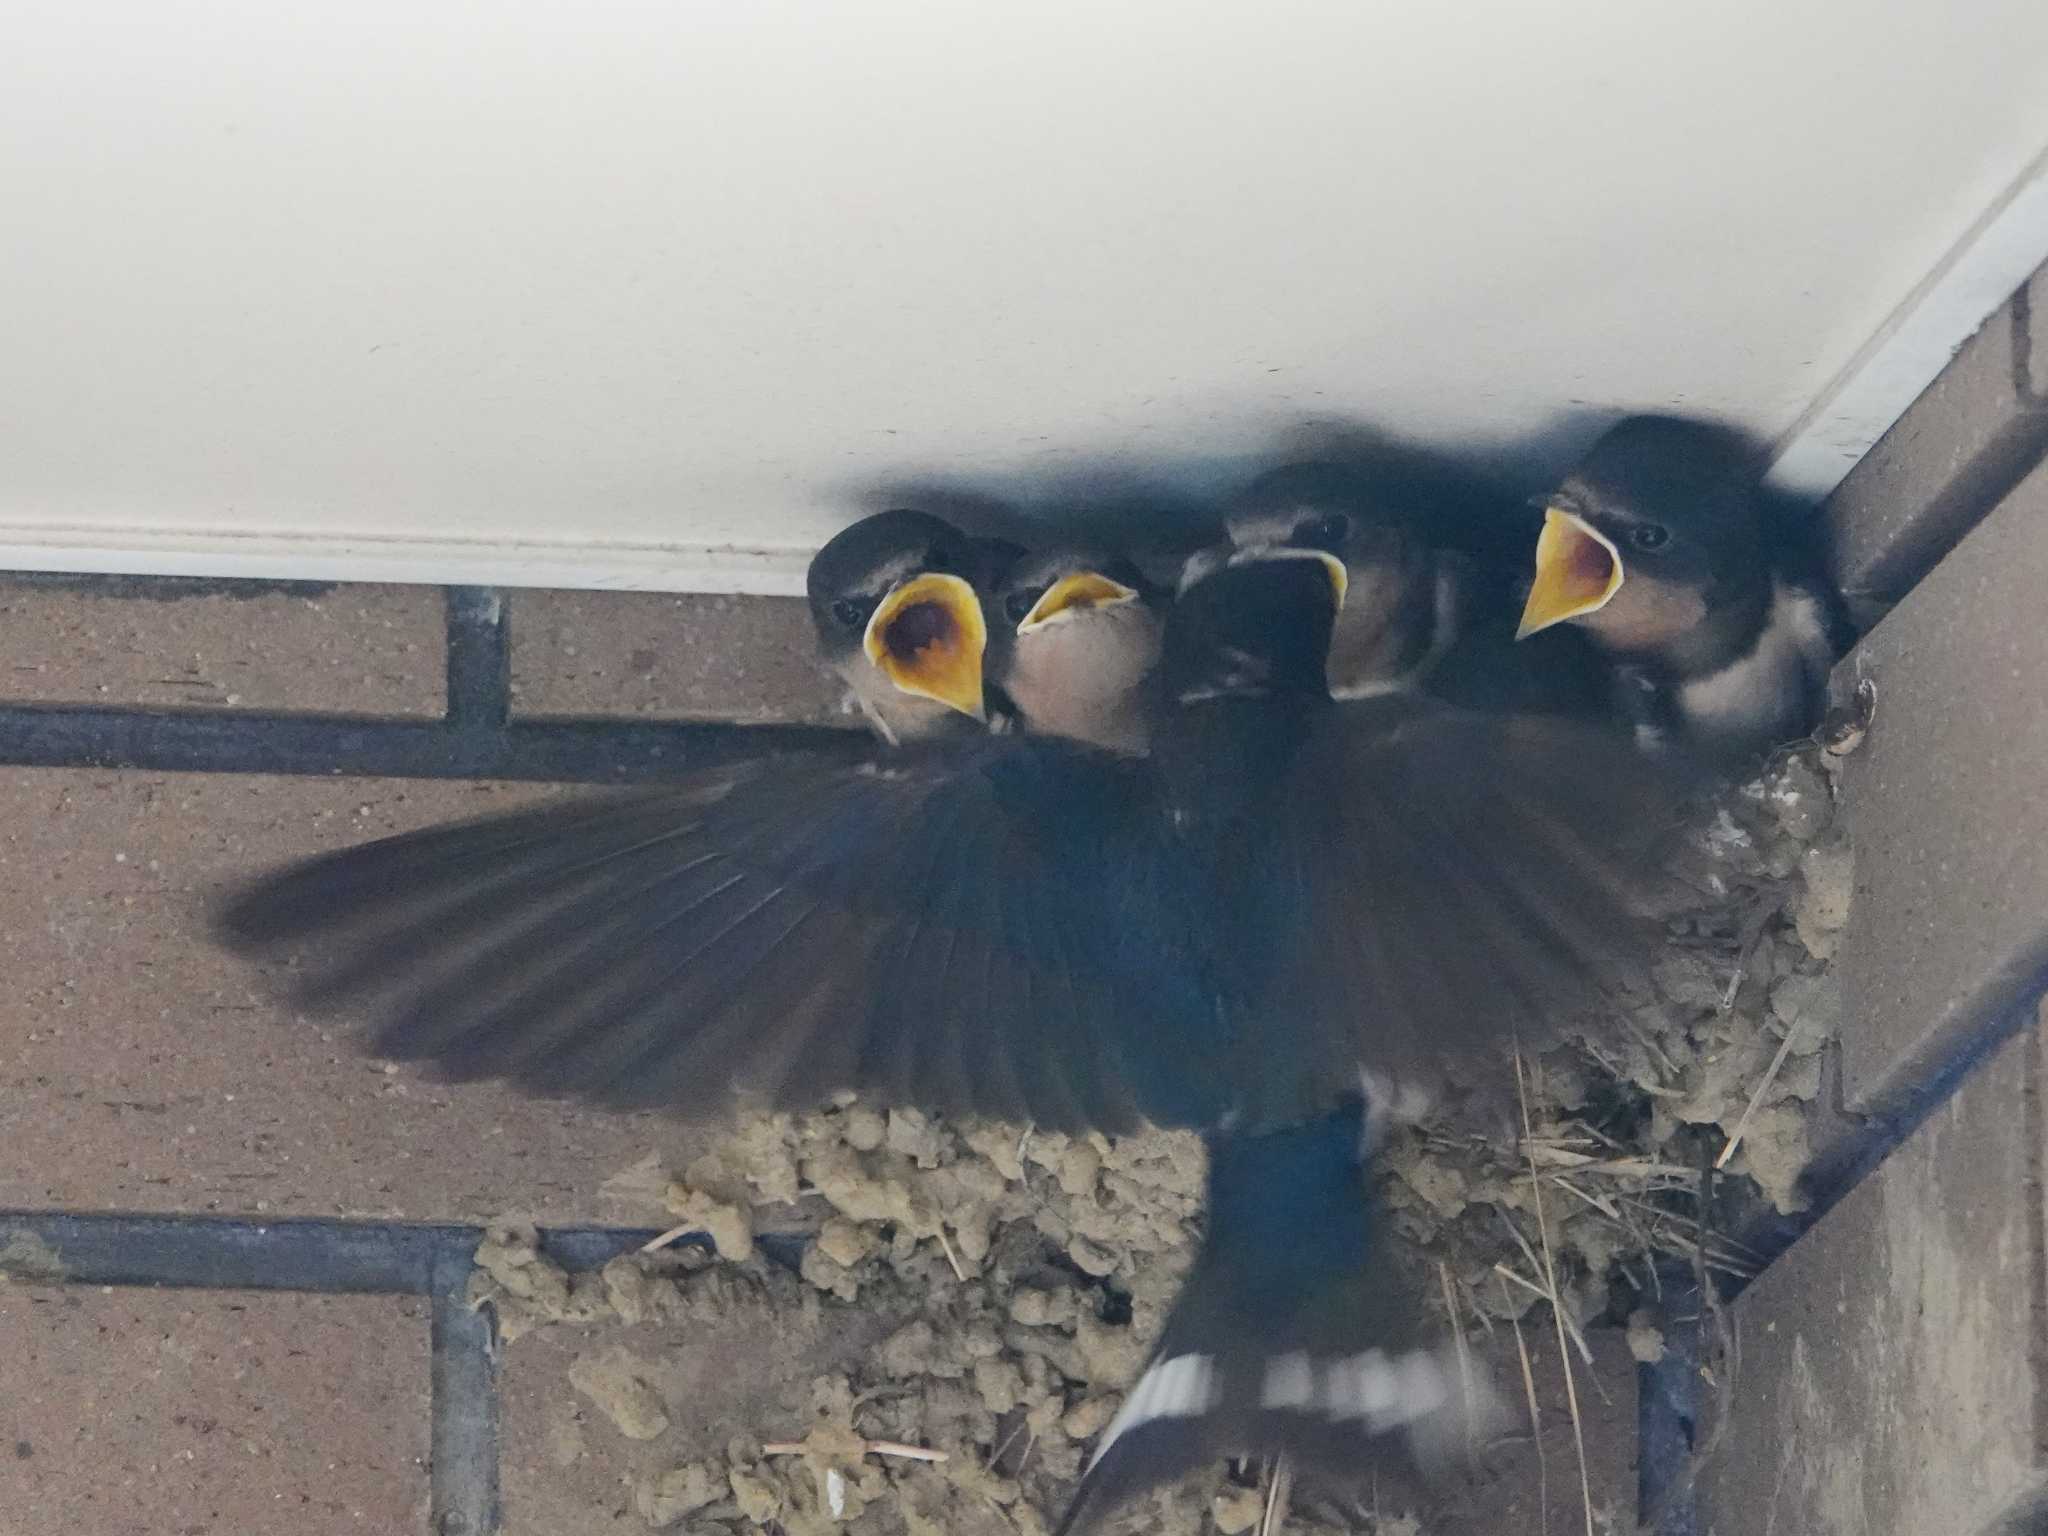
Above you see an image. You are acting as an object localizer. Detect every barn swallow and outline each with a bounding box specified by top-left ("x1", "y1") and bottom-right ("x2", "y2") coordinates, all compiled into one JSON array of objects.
[
  {"x1": 1220, "y1": 462, "x2": 1456, "y2": 699},
  {"x1": 805, "y1": 508, "x2": 1022, "y2": 745},
  {"x1": 1223, "y1": 461, "x2": 1608, "y2": 719},
  {"x1": 987, "y1": 546, "x2": 1164, "y2": 753},
  {"x1": 215, "y1": 538, "x2": 1691, "y2": 1528},
  {"x1": 1515, "y1": 415, "x2": 1852, "y2": 765}
]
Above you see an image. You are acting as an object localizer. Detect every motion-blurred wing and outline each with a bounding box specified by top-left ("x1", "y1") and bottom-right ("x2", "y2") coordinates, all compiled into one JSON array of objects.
[
  {"x1": 1199, "y1": 692, "x2": 1690, "y2": 1129},
  {"x1": 216, "y1": 742, "x2": 1222, "y2": 1132}
]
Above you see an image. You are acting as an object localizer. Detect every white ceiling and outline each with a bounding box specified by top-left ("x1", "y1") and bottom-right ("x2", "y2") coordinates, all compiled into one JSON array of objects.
[{"x1": 5, "y1": 0, "x2": 2048, "y2": 593}]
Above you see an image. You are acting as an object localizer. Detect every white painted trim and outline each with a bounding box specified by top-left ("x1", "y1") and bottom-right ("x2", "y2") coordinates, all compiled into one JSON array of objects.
[
  {"x1": 6, "y1": 145, "x2": 2047, "y2": 592},
  {"x1": 0, "y1": 524, "x2": 815, "y2": 596},
  {"x1": 1768, "y1": 143, "x2": 2048, "y2": 501}
]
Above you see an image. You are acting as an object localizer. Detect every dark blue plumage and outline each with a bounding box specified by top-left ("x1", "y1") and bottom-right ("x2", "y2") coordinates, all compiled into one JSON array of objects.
[{"x1": 1056, "y1": 1102, "x2": 1505, "y2": 1535}]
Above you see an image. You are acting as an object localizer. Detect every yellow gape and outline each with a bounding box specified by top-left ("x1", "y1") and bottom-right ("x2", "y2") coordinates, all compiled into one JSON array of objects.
[
  {"x1": 862, "y1": 571, "x2": 988, "y2": 719},
  {"x1": 1517, "y1": 507, "x2": 1623, "y2": 639},
  {"x1": 1017, "y1": 571, "x2": 1141, "y2": 632}
]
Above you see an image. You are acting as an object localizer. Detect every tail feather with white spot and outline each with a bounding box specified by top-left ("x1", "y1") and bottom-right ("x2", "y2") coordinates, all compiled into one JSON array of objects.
[{"x1": 1053, "y1": 1104, "x2": 1513, "y2": 1535}]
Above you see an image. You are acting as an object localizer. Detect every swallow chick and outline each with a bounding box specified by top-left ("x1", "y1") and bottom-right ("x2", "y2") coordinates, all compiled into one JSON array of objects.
[
  {"x1": 989, "y1": 546, "x2": 1164, "y2": 753},
  {"x1": 805, "y1": 508, "x2": 1020, "y2": 745},
  {"x1": 1515, "y1": 415, "x2": 1851, "y2": 765},
  {"x1": 1220, "y1": 462, "x2": 1457, "y2": 699}
]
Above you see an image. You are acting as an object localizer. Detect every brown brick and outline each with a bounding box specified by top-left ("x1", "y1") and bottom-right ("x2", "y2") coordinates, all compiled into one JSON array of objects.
[
  {"x1": 1696, "y1": 1006, "x2": 2046, "y2": 1535},
  {"x1": 0, "y1": 1284, "x2": 428, "y2": 1536},
  {"x1": 1833, "y1": 458, "x2": 2048, "y2": 1113},
  {"x1": 0, "y1": 580, "x2": 445, "y2": 716},
  {"x1": 1826, "y1": 258, "x2": 2048, "y2": 626},
  {"x1": 0, "y1": 767, "x2": 722, "y2": 1225},
  {"x1": 509, "y1": 590, "x2": 843, "y2": 726}
]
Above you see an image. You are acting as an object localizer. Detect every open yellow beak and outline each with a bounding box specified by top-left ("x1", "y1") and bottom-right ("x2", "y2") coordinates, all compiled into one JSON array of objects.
[
  {"x1": 862, "y1": 571, "x2": 987, "y2": 719},
  {"x1": 1516, "y1": 508, "x2": 1623, "y2": 639},
  {"x1": 1016, "y1": 571, "x2": 1140, "y2": 633},
  {"x1": 1311, "y1": 549, "x2": 1349, "y2": 610}
]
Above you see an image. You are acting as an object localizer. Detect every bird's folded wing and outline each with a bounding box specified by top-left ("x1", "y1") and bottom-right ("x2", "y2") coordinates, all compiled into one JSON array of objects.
[{"x1": 215, "y1": 742, "x2": 1222, "y2": 1133}]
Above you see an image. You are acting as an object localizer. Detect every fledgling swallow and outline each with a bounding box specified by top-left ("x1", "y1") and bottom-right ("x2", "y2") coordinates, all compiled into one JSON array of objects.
[
  {"x1": 1515, "y1": 415, "x2": 1853, "y2": 765},
  {"x1": 804, "y1": 508, "x2": 1022, "y2": 745},
  {"x1": 1219, "y1": 463, "x2": 1457, "y2": 699},
  {"x1": 988, "y1": 547, "x2": 1164, "y2": 754},
  {"x1": 1220, "y1": 461, "x2": 1608, "y2": 722},
  {"x1": 213, "y1": 536, "x2": 1696, "y2": 1531}
]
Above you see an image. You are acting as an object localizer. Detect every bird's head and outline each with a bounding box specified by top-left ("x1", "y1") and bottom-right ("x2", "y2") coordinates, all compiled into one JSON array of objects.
[
  {"x1": 806, "y1": 508, "x2": 994, "y2": 721},
  {"x1": 989, "y1": 547, "x2": 1162, "y2": 750},
  {"x1": 1168, "y1": 533, "x2": 1347, "y2": 703},
  {"x1": 1224, "y1": 463, "x2": 1444, "y2": 695},
  {"x1": 1225, "y1": 463, "x2": 1420, "y2": 591},
  {"x1": 1516, "y1": 415, "x2": 1765, "y2": 655}
]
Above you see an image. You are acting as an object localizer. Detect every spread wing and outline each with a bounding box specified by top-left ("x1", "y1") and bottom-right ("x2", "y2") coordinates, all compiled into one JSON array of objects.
[
  {"x1": 1207, "y1": 691, "x2": 1688, "y2": 1128},
  {"x1": 216, "y1": 742, "x2": 1225, "y2": 1133},
  {"x1": 217, "y1": 703, "x2": 1688, "y2": 1135}
]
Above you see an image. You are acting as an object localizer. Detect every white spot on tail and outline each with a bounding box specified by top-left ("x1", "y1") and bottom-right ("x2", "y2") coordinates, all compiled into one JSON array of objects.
[
  {"x1": 1085, "y1": 1346, "x2": 1511, "y2": 1475},
  {"x1": 1325, "y1": 1350, "x2": 1452, "y2": 1431},
  {"x1": 1084, "y1": 1353, "x2": 1217, "y2": 1471},
  {"x1": 1260, "y1": 1352, "x2": 1316, "y2": 1409}
]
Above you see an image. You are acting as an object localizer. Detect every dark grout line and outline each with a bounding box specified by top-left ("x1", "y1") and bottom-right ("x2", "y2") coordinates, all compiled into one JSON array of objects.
[
  {"x1": 0, "y1": 1210, "x2": 684, "y2": 1293},
  {"x1": 430, "y1": 1257, "x2": 502, "y2": 1536},
  {"x1": 0, "y1": 703, "x2": 865, "y2": 782},
  {"x1": 0, "y1": 1210, "x2": 463, "y2": 1292},
  {"x1": 1727, "y1": 980, "x2": 2048, "y2": 1288},
  {"x1": 0, "y1": 1208, "x2": 812, "y2": 1295},
  {"x1": 443, "y1": 587, "x2": 512, "y2": 733}
]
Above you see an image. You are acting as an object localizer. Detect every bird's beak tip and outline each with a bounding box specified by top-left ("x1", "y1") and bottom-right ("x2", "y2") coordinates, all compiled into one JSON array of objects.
[
  {"x1": 1016, "y1": 571, "x2": 1140, "y2": 633},
  {"x1": 1515, "y1": 507, "x2": 1623, "y2": 640},
  {"x1": 1206, "y1": 544, "x2": 1348, "y2": 609},
  {"x1": 1313, "y1": 550, "x2": 1349, "y2": 611}
]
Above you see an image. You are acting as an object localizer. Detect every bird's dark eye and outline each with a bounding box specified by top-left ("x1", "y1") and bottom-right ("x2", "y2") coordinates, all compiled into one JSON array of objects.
[
  {"x1": 1296, "y1": 512, "x2": 1350, "y2": 551},
  {"x1": 830, "y1": 597, "x2": 873, "y2": 630},
  {"x1": 1629, "y1": 523, "x2": 1671, "y2": 551},
  {"x1": 1004, "y1": 587, "x2": 1044, "y2": 625}
]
